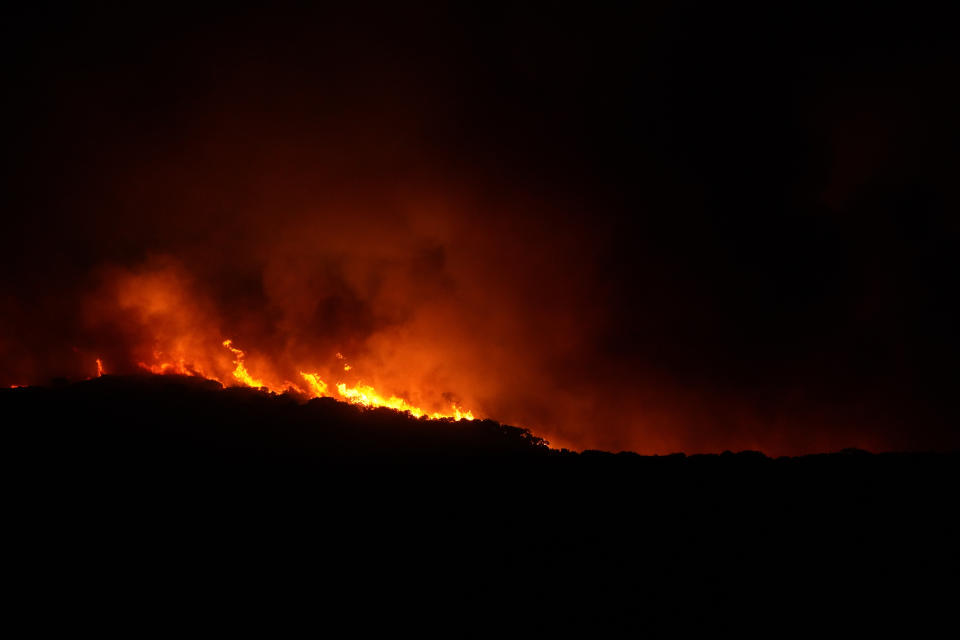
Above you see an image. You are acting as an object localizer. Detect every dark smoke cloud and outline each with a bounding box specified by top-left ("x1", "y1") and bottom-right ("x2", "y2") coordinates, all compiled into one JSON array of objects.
[{"x1": 2, "y1": 3, "x2": 957, "y2": 454}]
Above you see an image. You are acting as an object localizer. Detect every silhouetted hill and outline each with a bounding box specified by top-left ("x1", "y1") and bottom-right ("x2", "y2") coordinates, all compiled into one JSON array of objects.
[
  {"x1": 4, "y1": 376, "x2": 958, "y2": 635},
  {"x1": 5, "y1": 374, "x2": 549, "y2": 469}
]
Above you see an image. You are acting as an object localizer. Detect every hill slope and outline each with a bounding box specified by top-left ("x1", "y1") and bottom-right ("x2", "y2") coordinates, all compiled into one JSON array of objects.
[{"x1": 4, "y1": 376, "x2": 957, "y2": 634}]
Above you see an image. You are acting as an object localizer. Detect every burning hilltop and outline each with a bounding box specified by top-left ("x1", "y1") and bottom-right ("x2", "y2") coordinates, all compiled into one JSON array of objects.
[
  {"x1": 69, "y1": 257, "x2": 482, "y2": 426},
  {"x1": 134, "y1": 337, "x2": 474, "y2": 421}
]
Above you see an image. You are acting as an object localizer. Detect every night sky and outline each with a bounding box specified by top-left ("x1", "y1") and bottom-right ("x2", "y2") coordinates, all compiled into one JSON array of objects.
[{"x1": 2, "y1": 2, "x2": 957, "y2": 454}]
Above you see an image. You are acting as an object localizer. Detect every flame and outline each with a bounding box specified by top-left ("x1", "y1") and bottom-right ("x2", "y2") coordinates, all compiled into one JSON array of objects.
[
  {"x1": 18, "y1": 336, "x2": 476, "y2": 420},
  {"x1": 132, "y1": 338, "x2": 475, "y2": 421},
  {"x1": 296, "y1": 351, "x2": 472, "y2": 419},
  {"x1": 223, "y1": 340, "x2": 265, "y2": 388},
  {"x1": 85, "y1": 265, "x2": 476, "y2": 422},
  {"x1": 300, "y1": 372, "x2": 328, "y2": 397},
  {"x1": 335, "y1": 381, "x2": 426, "y2": 416},
  {"x1": 138, "y1": 352, "x2": 217, "y2": 380},
  {"x1": 293, "y1": 375, "x2": 473, "y2": 420},
  {"x1": 452, "y1": 405, "x2": 475, "y2": 421}
]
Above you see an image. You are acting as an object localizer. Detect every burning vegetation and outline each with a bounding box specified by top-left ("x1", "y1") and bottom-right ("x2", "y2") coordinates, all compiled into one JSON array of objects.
[
  {"x1": 136, "y1": 337, "x2": 474, "y2": 421},
  {"x1": 65, "y1": 261, "x2": 475, "y2": 420}
]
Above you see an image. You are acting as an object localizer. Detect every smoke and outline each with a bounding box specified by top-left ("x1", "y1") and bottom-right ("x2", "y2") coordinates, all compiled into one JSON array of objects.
[
  {"x1": 2, "y1": 3, "x2": 957, "y2": 454},
  {"x1": 69, "y1": 180, "x2": 617, "y2": 441}
]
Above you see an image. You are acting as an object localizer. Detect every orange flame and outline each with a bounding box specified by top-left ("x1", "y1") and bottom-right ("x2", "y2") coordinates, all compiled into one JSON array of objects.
[
  {"x1": 138, "y1": 352, "x2": 216, "y2": 380},
  {"x1": 300, "y1": 372, "x2": 328, "y2": 397},
  {"x1": 133, "y1": 338, "x2": 475, "y2": 421},
  {"x1": 222, "y1": 340, "x2": 265, "y2": 388},
  {"x1": 96, "y1": 358, "x2": 105, "y2": 377},
  {"x1": 293, "y1": 376, "x2": 474, "y2": 420}
]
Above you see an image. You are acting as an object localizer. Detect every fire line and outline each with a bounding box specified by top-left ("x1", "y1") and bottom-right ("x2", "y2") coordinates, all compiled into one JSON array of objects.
[{"x1": 137, "y1": 339, "x2": 474, "y2": 421}]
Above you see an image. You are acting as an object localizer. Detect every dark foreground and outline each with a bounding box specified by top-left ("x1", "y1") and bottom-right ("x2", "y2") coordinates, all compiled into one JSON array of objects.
[{"x1": 5, "y1": 376, "x2": 958, "y2": 634}]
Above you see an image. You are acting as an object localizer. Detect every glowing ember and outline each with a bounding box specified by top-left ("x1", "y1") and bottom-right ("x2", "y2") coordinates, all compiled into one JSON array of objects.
[{"x1": 96, "y1": 358, "x2": 105, "y2": 377}]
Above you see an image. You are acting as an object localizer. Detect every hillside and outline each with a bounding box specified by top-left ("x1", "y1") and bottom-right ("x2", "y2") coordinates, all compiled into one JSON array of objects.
[{"x1": 4, "y1": 376, "x2": 957, "y2": 634}]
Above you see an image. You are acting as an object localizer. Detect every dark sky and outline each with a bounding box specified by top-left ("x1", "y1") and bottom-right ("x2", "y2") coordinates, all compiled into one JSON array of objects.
[{"x1": 2, "y1": 2, "x2": 957, "y2": 453}]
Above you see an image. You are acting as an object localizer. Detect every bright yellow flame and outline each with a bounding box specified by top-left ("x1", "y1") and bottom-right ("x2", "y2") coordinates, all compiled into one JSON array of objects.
[
  {"x1": 453, "y1": 405, "x2": 475, "y2": 421},
  {"x1": 223, "y1": 340, "x2": 265, "y2": 388},
  {"x1": 300, "y1": 372, "x2": 328, "y2": 397},
  {"x1": 294, "y1": 371, "x2": 473, "y2": 421},
  {"x1": 136, "y1": 338, "x2": 475, "y2": 421},
  {"x1": 335, "y1": 381, "x2": 426, "y2": 416}
]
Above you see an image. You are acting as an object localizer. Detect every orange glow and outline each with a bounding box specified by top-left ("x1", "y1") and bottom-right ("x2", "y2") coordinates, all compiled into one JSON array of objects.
[
  {"x1": 223, "y1": 340, "x2": 265, "y2": 388},
  {"x1": 137, "y1": 352, "x2": 219, "y2": 381},
  {"x1": 96, "y1": 358, "x2": 105, "y2": 377},
  {"x1": 88, "y1": 260, "x2": 477, "y2": 424},
  {"x1": 293, "y1": 373, "x2": 474, "y2": 420},
  {"x1": 300, "y1": 372, "x2": 328, "y2": 397},
  {"x1": 452, "y1": 405, "x2": 475, "y2": 421},
  {"x1": 131, "y1": 337, "x2": 475, "y2": 421}
]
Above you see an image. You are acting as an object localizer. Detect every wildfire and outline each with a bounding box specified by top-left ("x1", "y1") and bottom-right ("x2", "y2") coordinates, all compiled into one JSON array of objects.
[
  {"x1": 137, "y1": 353, "x2": 213, "y2": 379},
  {"x1": 134, "y1": 339, "x2": 474, "y2": 421},
  {"x1": 300, "y1": 372, "x2": 328, "y2": 397},
  {"x1": 96, "y1": 358, "x2": 105, "y2": 377},
  {"x1": 222, "y1": 340, "x2": 265, "y2": 388},
  {"x1": 314, "y1": 379, "x2": 473, "y2": 420}
]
